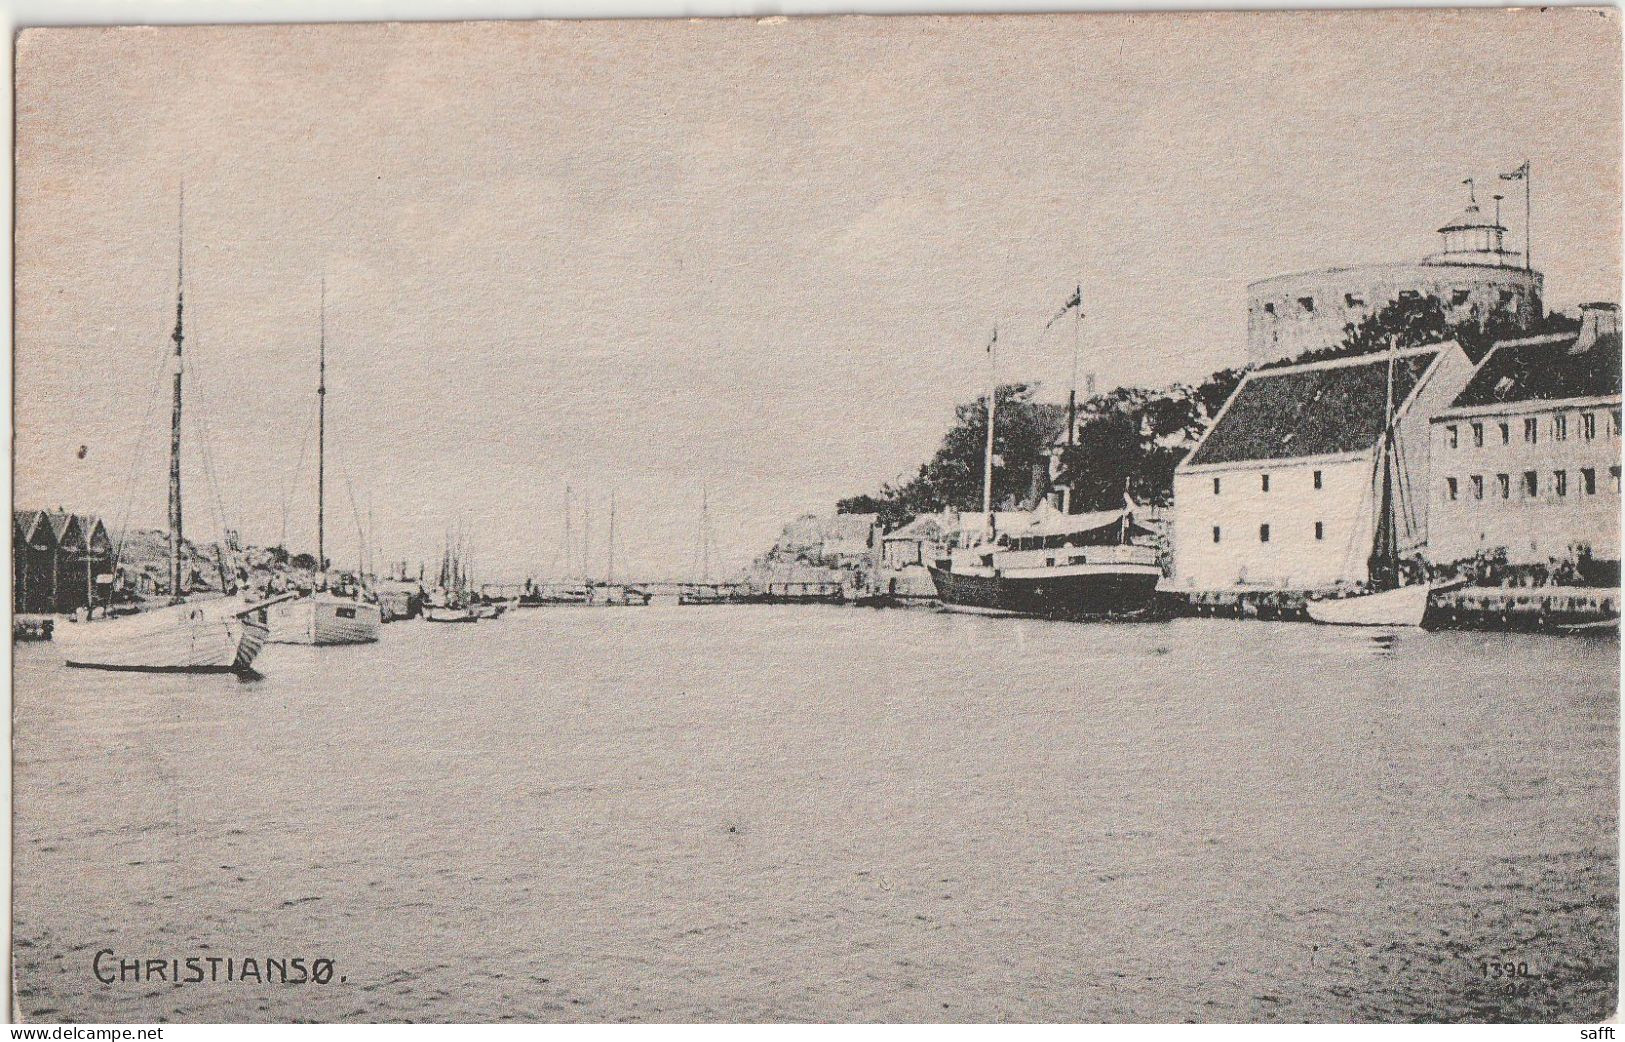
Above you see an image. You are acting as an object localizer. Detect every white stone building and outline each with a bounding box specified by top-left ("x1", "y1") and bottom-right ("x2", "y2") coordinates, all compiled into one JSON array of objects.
[
  {"x1": 1427, "y1": 303, "x2": 1622, "y2": 569},
  {"x1": 1171, "y1": 342, "x2": 1475, "y2": 591}
]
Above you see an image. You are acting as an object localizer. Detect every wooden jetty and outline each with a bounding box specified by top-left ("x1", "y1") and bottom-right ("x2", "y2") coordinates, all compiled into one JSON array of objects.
[{"x1": 1175, "y1": 585, "x2": 1619, "y2": 633}]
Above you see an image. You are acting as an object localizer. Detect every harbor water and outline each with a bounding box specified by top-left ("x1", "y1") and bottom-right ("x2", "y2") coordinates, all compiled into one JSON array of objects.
[{"x1": 12, "y1": 607, "x2": 1618, "y2": 1022}]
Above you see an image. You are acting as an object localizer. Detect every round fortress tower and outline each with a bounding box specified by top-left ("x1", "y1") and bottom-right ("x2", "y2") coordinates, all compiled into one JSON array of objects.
[{"x1": 1246, "y1": 185, "x2": 1543, "y2": 366}]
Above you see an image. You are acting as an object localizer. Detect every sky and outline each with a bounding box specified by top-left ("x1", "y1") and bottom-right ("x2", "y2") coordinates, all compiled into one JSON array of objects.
[{"x1": 13, "y1": 10, "x2": 1621, "y2": 579}]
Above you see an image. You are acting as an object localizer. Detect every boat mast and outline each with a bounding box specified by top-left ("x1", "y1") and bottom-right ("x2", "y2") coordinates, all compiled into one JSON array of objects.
[
  {"x1": 1068, "y1": 283, "x2": 1083, "y2": 515},
  {"x1": 982, "y1": 326, "x2": 998, "y2": 536},
  {"x1": 562, "y1": 484, "x2": 573, "y2": 581},
  {"x1": 167, "y1": 184, "x2": 186, "y2": 604},
  {"x1": 606, "y1": 490, "x2": 616, "y2": 585},
  {"x1": 317, "y1": 278, "x2": 327, "y2": 589},
  {"x1": 1369, "y1": 336, "x2": 1400, "y2": 588}
]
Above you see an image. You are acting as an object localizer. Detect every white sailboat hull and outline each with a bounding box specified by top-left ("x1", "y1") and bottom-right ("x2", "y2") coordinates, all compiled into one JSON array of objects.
[
  {"x1": 265, "y1": 596, "x2": 382, "y2": 645},
  {"x1": 56, "y1": 598, "x2": 270, "y2": 673},
  {"x1": 1306, "y1": 584, "x2": 1432, "y2": 627}
]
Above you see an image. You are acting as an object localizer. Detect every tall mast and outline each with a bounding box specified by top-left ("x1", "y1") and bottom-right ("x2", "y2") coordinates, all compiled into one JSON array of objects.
[
  {"x1": 1369, "y1": 336, "x2": 1400, "y2": 588},
  {"x1": 606, "y1": 490, "x2": 616, "y2": 584},
  {"x1": 562, "y1": 484, "x2": 573, "y2": 580},
  {"x1": 167, "y1": 183, "x2": 186, "y2": 603},
  {"x1": 583, "y1": 498, "x2": 593, "y2": 583},
  {"x1": 317, "y1": 278, "x2": 327, "y2": 588},
  {"x1": 982, "y1": 326, "x2": 998, "y2": 533}
]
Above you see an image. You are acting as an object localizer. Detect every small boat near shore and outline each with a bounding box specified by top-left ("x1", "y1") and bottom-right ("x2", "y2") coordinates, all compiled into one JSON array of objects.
[
  {"x1": 58, "y1": 596, "x2": 282, "y2": 673},
  {"x1": 425, "y1": 605, "x2": 479, "y2": 623},
  {"x1": 1305, "y1": 583, "x2": 1432, "y2": 627}
]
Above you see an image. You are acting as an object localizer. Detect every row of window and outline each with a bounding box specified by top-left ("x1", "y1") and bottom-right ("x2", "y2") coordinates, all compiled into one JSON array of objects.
[
  {"x1": 1260, "y1": 287, "x2": 1519, "y2": 317},
  {"x1": 1211, "y1": 471, "x2": 1321, "y2": 495},
  {"x1": 1443, "y1": 465, "x2": 1623, "y2": 502},
  {"x1": 1445, "y1": 408, "x2": 1621, "y2": 449},
  {"x1": 1211, "y1": 522, "x2": 1324, "y2": 544}
]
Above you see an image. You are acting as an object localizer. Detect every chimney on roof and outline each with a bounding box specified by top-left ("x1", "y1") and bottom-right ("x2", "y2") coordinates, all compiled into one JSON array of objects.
[{"x1": 1571, "y1": 302, "x2": 1620, "y2": 355}]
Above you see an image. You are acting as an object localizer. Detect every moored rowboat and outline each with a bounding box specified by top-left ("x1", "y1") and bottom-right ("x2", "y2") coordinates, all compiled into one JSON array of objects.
[{"x1": 1305, "y1": 583, "x2": 1432, "y2": 627}]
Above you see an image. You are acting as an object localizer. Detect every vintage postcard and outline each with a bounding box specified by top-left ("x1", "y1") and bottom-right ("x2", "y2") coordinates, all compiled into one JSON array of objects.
[{"x1": 10, "y1": 8, "x2": 1622, "y2": 1027}]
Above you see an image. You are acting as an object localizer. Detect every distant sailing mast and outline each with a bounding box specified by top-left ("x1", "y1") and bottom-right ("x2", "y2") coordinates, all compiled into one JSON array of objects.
[
  {"x1": 317, "y1": 278, "x2": 328, "y2": 587},
  {"x1": 981, "y1": 325, "x2": 998, "y2": 538},
  {"x1": 167, "y1": 184, "x2": 186, "y2": 602}
]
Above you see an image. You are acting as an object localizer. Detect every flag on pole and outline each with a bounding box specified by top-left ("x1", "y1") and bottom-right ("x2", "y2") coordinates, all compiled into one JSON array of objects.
[
  {"x1": 1044, "y1": 285, "x2": 1084, "y2": 330},
  {"x1": 1500, "y1": 161, "x2": 1530, "y2": 181}
]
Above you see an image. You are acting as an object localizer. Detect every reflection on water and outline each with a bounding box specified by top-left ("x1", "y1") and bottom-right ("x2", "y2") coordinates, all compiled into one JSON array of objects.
[{"x1": 12, "y1": 608, "x2": 1618, "y2": 1022}]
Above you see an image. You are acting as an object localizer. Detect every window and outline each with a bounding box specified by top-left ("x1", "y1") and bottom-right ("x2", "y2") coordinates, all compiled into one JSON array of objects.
[
  {"x1": 1471, "y1": 475, "x2": 1484, "y2": 500},
  {"x1": 1555, "y1": 470, "x2": 1568, "y2": 497},
  {"x1": 1612, "y1": 466, "x2": 1621, "y2": 494},
  {"x1": 1451, "y1": 288, "x2": 1471, "y2": 306},
  {"x1": 1212, "y1": 477, "x2": 1221, "y2": 495},
  {"x1": 1497, "y1": 474, "x2": 1510, "y2": 499},
  {"x1": 1261, "y1": 474, "x2": 1270, "y2": 492},
  {"x1": 1447, "y1": 425, "x2": 1459, "y2": 449},
  {"x1": 1499, "y1": 422, "x2": 1510, "y2": 445},
  {"x1": 1583, "y1": 413, "x2": 1597, "y2": 441},
  {"x1": 1472, "y1": 422, "x2": 1484, "y2": 448},
  {"x1": 1345, "y1": 293, "x2": 1365, "y2": 308},
  {"x1": 1522, "y1": 470, "x2": 1537, "y2": 498},
  {"x1": 1524, "y1": 417, "x2": 1538, "y2": 444},
  {"x1": 1583, "y1": 468, "x2": 1597, "y2": 495},
  {"x1": 1314, "y1": 521, "x2": 1324, "y2": 541},
  {"x1": 1298, "y1": 296, "x2": 1315, "y2": 313},
  {"x1": 1259, "y1": 524, "x2": 1271, "y2": 543},
  {"x1": 1445, "y1": 477, "x2": 1458, "y2": 501},
  {"x1": 1613, "y1": 409, "x2": 1621, "y2": 436},
  {"x1": 1554, "y1": 414, "x2": 1568, "y2": 441},
  {"x1": 1312, "y1": 470, "x2": 1323, "y2": 489},
  {"x1": 1212, "y1": 526, "x2": 1221, "y2": 543}
]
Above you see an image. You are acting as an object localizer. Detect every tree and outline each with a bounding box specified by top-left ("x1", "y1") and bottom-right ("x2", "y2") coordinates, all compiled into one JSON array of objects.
[
  {"x1": 836, "y1": 383, "x2": 1063, "y2": 526},
  {"x1": 290, "y1": 552, "x2": 318, "y2": 572}
]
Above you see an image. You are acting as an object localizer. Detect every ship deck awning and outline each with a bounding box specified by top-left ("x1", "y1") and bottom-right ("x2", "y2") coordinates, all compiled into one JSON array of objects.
[{"x1": 1001, "y1": 508, "x2": 1150, "y2": 549}]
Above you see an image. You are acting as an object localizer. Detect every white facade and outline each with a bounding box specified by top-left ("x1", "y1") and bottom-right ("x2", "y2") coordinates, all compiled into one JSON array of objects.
[
  {"x1": 1172, "y1": 342, "x2": 1475, "y2": 591},
  {"x1": 1427, "y1": 397, "x2": 1623, "y2": 566},
  {"x1": 1172, "y1": 453, "x2": 1379, "y2": 590}
]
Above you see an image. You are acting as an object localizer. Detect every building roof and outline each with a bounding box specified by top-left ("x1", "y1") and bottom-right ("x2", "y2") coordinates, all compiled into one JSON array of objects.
[
  {"x1": 882, "y1": 512, "x2": 956, "y2": 543},
  {"x1": 1185, "y1": 348, "x2": 1440, "y2": 467},
  {"x1": 1447, "y1": 331, "x2": 1621, "y2": 411},
  {"x1": 14, "y1": 510, "x2": 48, "y2": 546},
  {"x1": 1437, "y1": 202, "x2": 1503, "y2": 234}
]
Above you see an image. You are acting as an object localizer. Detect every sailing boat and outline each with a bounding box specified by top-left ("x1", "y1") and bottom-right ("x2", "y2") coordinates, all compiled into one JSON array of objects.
[
  {"x1": 56, "y1": 190, "x2": 279, "y2": 674},
  {"x1": 424, "y1": 529, "x2": 479, "y2": 622},
  {"x1": 926, "y1": 314, "x2": 1162, "y2": 620},
  {"x1": 1307, "y1": 341, "x2": 1434, "y2": 627},
  {"x1": 266, "y1": 280, "x2": 383, "y2": 644}
]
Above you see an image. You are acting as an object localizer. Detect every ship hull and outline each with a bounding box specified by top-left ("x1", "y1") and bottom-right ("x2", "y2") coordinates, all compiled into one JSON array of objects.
[
  {"x1": 1306, "y1": 584, "x2": 1432, "y2": 627},
  {"x1": 424, "y1": 606, "x2": 479, "y2": 623},
  {"x1": 926, "y1": 565, "x2": 1160, "y2": 620},
  {"x1": 266, "y1": 596, "x2": 383, "y2": 645},
  {"x1": 57, "y1": 598, "x2": 269, "y2": 674}
]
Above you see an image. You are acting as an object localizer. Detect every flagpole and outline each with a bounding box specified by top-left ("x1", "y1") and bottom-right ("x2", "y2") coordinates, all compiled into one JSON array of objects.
[
  {"x1": 1525, "y1": 162, "x2": 1533, "y2": 272},
  {"x1": 983, "y1": 326, "x2": 998, "y2": 534}
]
